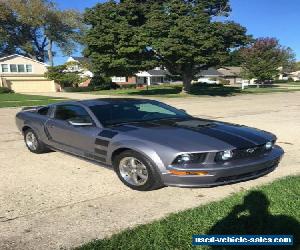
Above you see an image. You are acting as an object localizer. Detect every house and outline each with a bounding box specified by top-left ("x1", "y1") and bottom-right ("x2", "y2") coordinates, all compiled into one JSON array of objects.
[
  {"x1": 196, "y1": 68, "x2": 222, "y2": 83},
  {"x1": 197, "y1": 66, "x2": 243, "y2": 85},
  {"x1": 277, "y1": 66, "x2": 300, "y2": 81},
  {"x1": 278, "y1": 70, "x2": 300, "y2": 81},
  {"x1": 111, "y1": 76, "x2": 138, "y2": 85},
  {"x1": 111, "y1": 67, "x2": 170, "y2": 86},
  {"x1": 289, "y1": 71, "x2": 300, "y2": 81},
  {"x1": 65, "y1": 56, "x2": 94, "y2": 78},
  {"x1": 217, "y1": 67, "x2": 243, "y2": 84},
  {"x1": 0, "y1": 54, "x2": 59, "y2": 92}
]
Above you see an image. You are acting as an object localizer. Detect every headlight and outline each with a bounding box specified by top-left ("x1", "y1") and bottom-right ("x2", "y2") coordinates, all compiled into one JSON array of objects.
[
  {"x1": 172, "y1": 153, "x2": 206, "y2": 165},
  {"x1": 265, "y1": 141, "x2": 274, "y2": 150},
  {"x1": 215, "y1": 150, "x2": 233, "y2": 161}
]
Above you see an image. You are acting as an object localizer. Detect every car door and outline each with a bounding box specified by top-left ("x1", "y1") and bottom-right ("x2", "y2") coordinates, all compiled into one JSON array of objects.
[{"x1": 45, "y1": 104, "x2": 100, "y2": 157}]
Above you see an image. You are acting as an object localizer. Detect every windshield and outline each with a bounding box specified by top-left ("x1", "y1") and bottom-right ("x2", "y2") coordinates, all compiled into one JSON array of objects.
[{"x1": 89, "y1": 100, "x2": 190, "y2": 126}]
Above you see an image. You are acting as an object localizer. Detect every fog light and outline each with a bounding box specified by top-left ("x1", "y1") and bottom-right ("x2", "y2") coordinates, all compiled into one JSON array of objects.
[
  {"x1": 169, "y1": 170, "x2": 208, "y2": 176},
  {"x1": 265, "y1": 141, "x2": 273, "y2": 150},
  {"x1": 221, "y1": 150, "x2": 233, "y2": 160},
  {"x1": 180, "y1": 154, "x2": 191, "y2": 162}
]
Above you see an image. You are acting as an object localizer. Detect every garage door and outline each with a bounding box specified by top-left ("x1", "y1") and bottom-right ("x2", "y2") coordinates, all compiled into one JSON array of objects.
[{"x1": 8, "y1": 80, "x2": 56, "y2": 93}]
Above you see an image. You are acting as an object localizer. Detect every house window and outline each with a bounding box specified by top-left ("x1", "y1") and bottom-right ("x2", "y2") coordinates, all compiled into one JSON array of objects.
[
  {"x1": 17, "y1": 64, "x2": 25, "y2": 72},
  {"x1": 1, "y1": 63, "x2": 33, "y2": 73},
  {"x1": 10, "y1": 64, "x2": 18, "y2": 72},
  {"x1": 1, "y1": 64, "x2": 8, "y2": 72},
  {"x1": 26, "y1": 64, "x2": 32, "y2": 72},
  {"x1": 111, "y1": 76, "x2": 126, "y2": 82}
]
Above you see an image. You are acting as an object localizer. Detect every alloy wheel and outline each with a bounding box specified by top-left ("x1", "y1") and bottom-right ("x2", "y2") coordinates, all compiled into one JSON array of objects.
[
  {"x1": 119, "y1": 157, "x2": 149, "y2": 186},
  {"x1": 25, "y1": 131, "x2": 38, "y2": 151}
]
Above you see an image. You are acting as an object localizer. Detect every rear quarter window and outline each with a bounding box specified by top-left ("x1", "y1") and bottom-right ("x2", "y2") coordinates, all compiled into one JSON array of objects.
[{"x1": 37, "y1": 107, "x2": 50, "y2": 116}]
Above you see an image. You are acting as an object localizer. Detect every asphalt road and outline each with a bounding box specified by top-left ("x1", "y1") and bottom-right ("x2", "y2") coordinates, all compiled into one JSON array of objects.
[{"x1": 0, "y1": 91, "x2": 299, "y2": 249}]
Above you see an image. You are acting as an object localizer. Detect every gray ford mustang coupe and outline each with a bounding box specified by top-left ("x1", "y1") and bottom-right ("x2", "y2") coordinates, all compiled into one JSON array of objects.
[{"x1": 16, "y1": 98, "x2": 284, "y2": 191}]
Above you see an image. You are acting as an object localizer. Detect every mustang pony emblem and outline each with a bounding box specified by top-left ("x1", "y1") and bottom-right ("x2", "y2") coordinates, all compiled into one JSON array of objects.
[{"x1": 246, "y1": 148, "x2": 256, "y2": 154}]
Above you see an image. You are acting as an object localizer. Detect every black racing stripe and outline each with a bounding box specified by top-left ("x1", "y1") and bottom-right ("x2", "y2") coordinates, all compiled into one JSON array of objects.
[
  {"x1": 216, "y1": 124, "x2": 267, "y2": 145},
  {"x1": 98, "y1": 130, "x2": 118, "y2": 138},
  {"x1": 197, "y1": 127, "x2": 257, "y2": 148},
  {"x1": 95, "y1": 138, "x2": 109, "y2": 147},
  {"x1": 110, "y1": 125, "x2": 138, "y2": 132},
  {"x1": 94, "y1": 155, "x2": 106, "y2": 162},
  {"x1": 94, "y1": 148, "x2": 107, "y2": 155}
]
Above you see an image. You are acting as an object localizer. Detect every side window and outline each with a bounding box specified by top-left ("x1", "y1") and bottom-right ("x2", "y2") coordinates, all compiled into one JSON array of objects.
[
  {"x1": 54, "y1": 105, "x2": 93, "y2": 123},
  {"x1": 136, "y1": 103, "x2": 176, "y2": 115},
  {"x1": 38, "y1": 106, "x2": 50, "y2": 116}
]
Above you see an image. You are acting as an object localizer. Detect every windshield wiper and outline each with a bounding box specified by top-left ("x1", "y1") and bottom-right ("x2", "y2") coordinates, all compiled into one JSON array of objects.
[
  {"x1": 107, "y1": 120, "x2": 147, "y2": 127},
  {"x1": 107, "y1": 117, "x2": 188, "y2": 127}
]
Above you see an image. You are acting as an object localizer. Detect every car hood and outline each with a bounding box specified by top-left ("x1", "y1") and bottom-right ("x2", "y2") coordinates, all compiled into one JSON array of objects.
[{"x1": 110, "y1": 118, "x2": 275, "y2": 152}]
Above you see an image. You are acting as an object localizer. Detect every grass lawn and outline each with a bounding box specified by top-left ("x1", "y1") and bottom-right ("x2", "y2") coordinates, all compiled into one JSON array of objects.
[
  {"x1": 88, "y1": 83, "x2": 300, "y2": 98},
  {"x1": 0, "y1": 93, "x2": 67, "y2": 108},
  {"x1": 76, "y1": 176, "x2": 300, "y2": 250}
]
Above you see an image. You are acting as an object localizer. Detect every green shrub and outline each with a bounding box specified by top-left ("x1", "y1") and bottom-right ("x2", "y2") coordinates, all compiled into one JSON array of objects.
[
  {"x1": 45, "y1": 65, "x2": 81, "y2": 88},
  {"x1": 0, "y1": 87, "x2": 13, "y2": 94},
  {"x1": 191, "y1": 82, "x2": 217, "y2": 88},
  {"x1": 273, "y1": 79, "x2": 289, "y2": 83},
  {"x1": 219, "y1": 78, "x2": 231, "y2": 85},
  {"x1": 63, "y1": 86, "x2": 95, "y2": 92},
  {"x1": 90, "y1": 74, "x2": 113, "y2": 90},
  {"x1": 119, "y1": 84, "x2": 136, "y2": 89},
  {"x1": 93, "y1": 83, "x2": 117, "y2": 91},
  {"x1": 60, "y1": 73, "x2": 81, "y2": 88}
]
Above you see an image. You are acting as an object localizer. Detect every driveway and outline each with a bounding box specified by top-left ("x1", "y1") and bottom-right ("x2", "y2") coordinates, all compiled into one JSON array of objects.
[{"x1": 0, "y1": 92, "x2": 299, "y2": 249}]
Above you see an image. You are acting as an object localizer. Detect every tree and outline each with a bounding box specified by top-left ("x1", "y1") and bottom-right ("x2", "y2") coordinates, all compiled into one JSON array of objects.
[
  {"x1": 45, "y1": 65, "x2": 80, "y2": 88},
  {"x1": 281, "y1": 47, "x2": 296, "y2": 73},
  {"x1": 84, "y1": 1, "x2": 156, "y2": 77},
  {"x1": 84, "y1": 0, "x2": 250, "y2": 93},
  {"x1": 240, "y1": 37, "x2": 296, "y2": 83},
  {"x1": 0, "y1": 3, "x2": 30, "y2": 57},
  {"x1": 224, "y1": 49, "x2": 244, "y2": 66},
  {"x1": 296, "y1": 62, "x2": 300, "y2": 71},
  {"x1": 0, "y1": 0, "x2": 83, "y2": 65}
]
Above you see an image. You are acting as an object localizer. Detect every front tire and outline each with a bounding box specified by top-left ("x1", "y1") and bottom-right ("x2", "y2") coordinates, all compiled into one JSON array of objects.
[
  {"x1": 113, "y1": 150, "x2": 164, "y2": 191},
  {"x1": 24, "y1": 128, "x2": 49, "y2": 154}
]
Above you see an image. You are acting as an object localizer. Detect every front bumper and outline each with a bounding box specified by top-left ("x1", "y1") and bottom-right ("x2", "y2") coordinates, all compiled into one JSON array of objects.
[{"x1": 162, "y1": 145, "x2": 284, "y2": 187}]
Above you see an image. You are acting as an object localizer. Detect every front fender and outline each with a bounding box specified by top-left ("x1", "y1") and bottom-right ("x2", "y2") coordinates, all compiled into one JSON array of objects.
[{"x1": 108, "y1": 139, "x2": 167, "y2": 174}]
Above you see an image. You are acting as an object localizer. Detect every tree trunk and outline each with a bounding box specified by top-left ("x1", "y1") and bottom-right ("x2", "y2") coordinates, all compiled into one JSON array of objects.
[
  {"x1": 181, "y1": 74, "x2": 192, "y2": 94},
  {"x1": 47, "y1": 40, "x2": 53, "y2": 66}
]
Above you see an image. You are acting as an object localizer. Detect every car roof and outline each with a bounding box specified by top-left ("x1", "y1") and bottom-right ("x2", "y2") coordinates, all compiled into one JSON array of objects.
[
  {"x1": 79, "y1": 98, "x2": 155, "y2": 107},
  {"x1": 53, "y1": 98, "x2": 154, "y2": 107}
]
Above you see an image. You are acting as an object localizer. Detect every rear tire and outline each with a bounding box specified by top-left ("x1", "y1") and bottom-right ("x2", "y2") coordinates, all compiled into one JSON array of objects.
[
  {"x1": 113, "y1": 150, "x2": 164, "y2": 191},
  {"x1": 24, "y1": 128, "x2": 49, "y2": 154}
]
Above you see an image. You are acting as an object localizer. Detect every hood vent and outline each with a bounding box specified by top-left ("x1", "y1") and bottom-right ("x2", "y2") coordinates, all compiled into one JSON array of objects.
[{"x1": 176, "y1": 119, "x2": 214, "y2": 128}]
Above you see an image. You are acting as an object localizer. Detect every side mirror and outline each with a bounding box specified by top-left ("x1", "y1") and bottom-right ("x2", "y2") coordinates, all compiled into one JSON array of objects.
[{"x1": 68, "y1": 118, "x2": 93, "y2": 126}]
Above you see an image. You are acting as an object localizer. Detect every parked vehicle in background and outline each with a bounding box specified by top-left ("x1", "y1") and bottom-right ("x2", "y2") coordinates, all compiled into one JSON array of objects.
[{"x1": 197, "y1": 78, "x2": 220, "y2": 84}]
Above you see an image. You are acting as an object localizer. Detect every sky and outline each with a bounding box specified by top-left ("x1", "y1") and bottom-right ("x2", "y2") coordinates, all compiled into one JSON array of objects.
[{"x1": 54, "y1": 0, "x2": 300, "y2": 65}]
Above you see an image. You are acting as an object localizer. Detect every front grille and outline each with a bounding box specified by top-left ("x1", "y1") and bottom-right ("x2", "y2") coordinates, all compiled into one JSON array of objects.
[
  {"x1": 216, "y1": 164, "x2": 276, "y2": 183},
  {"x1": 232, "y1": 144, "x2": 269, "y2": 160}
]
